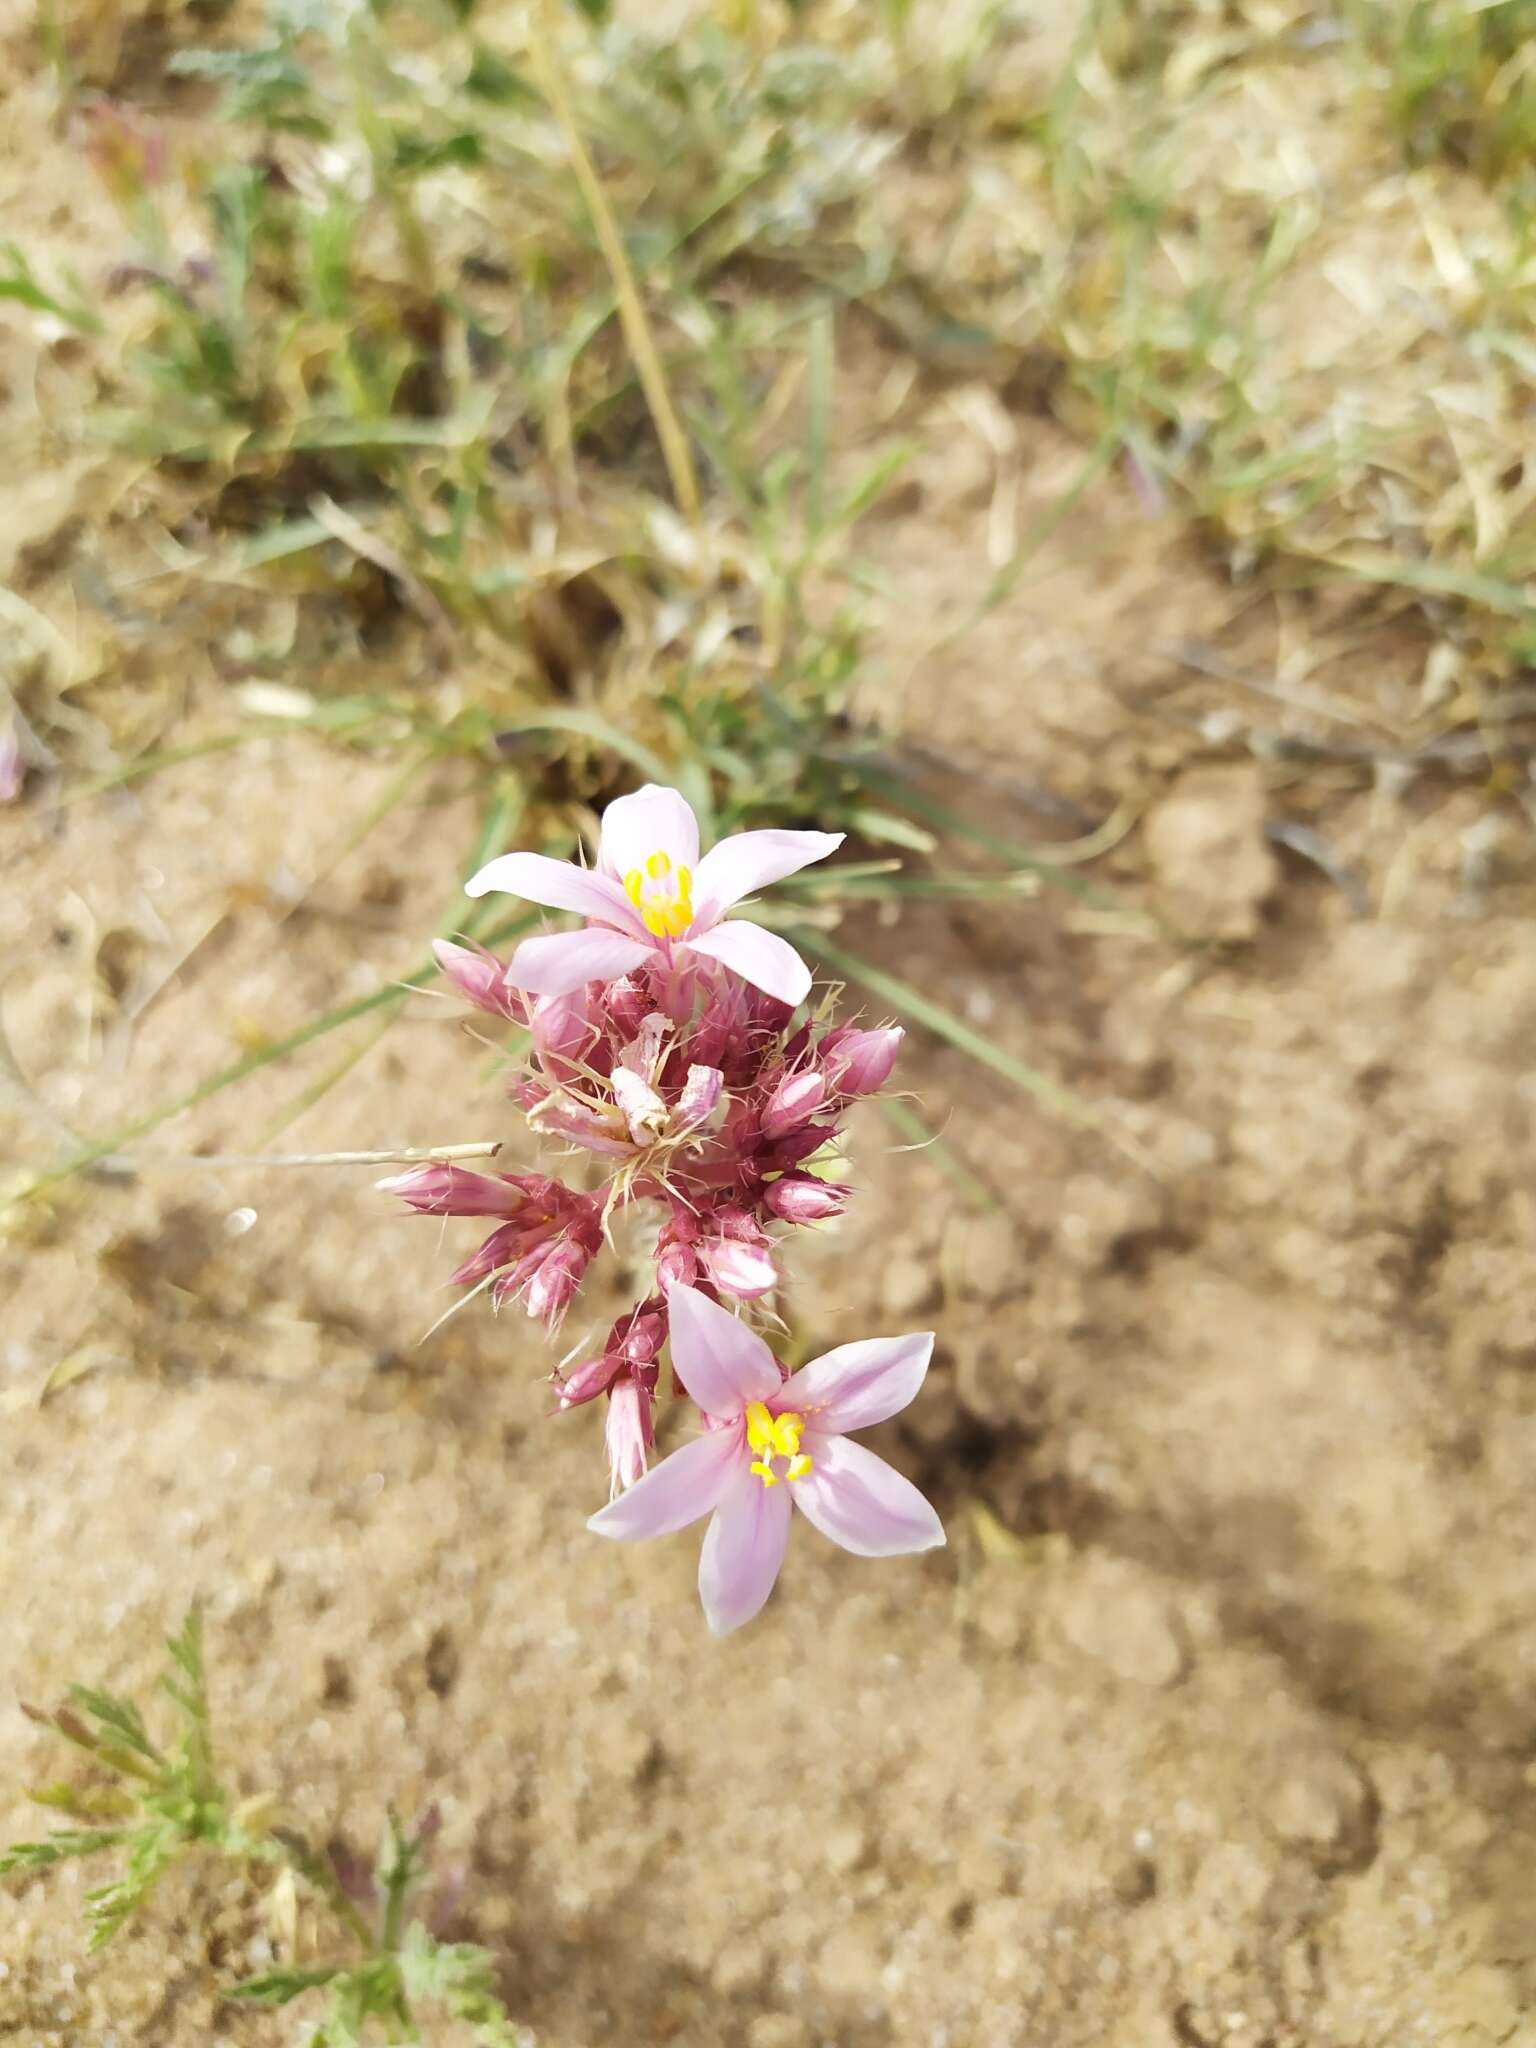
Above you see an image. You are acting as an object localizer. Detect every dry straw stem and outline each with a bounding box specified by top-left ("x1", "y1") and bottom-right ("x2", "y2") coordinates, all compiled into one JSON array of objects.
[{"x1": 527, "y1": 1, "x2": 702, "y2": 529}]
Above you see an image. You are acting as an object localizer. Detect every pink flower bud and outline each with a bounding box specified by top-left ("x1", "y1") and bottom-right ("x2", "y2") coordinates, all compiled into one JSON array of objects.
[
  {"x1": 699, "y1": 1219, "x2": 778, "y2": 1300},
  {"x1": 433, "y1": 939, "x2": 525, "y2": 1023},
  {"x1": 763, "y1": 1173, "x2": 850, "y2": 1223},
  {"x1": 603, "y1": 975, "x2": 653, "y2": 1042},
  {"x1": 657, "y1": 1238, "x2": 700, "y2": 1290},
  {"x1": 761, "y1": 1119, "x2": 841, "y2": 1170},
  {"x1": 823, "y1": 1025, "x2": 903, "y2": 1098},
  {"x1": 450, "y1": 1222, "x2": 526, "y2": 1288},
  {"x1": 761, "y1": 1070, "x2": 826, "y2": 1141},
  {"x1": 557, "y1": 1355, "x2": 622, "y2": 1409},
  {"x1": 675, "y1": 1064, "x2": 723, "y2": 1130},
  {"x1": 378, "y1": 1164, "x2": 529, "y2": 1218},
  {"x1": 521, "y1": 1237, "x2": 594, "y2": 1326},
  {"x1": 532, "y1": 990, "x2": 599, "y2": 1080},
  {"x1": 616, "y1": 1304, "x2": 667, "y2": 1366},
  {"x1": 605, "y1": 1370, "x2": 656, "y2": 1493}
]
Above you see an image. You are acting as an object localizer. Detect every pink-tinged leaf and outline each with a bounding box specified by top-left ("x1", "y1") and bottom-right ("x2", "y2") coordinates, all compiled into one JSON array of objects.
[
  {"x1": 587, "y1": 1430, "x2": 738, "y2": 1539},
  {"x1": 779, "y1": 1331, "x2": 934, "y2": 1435},
  {"x1": 598, "y1": 784, "x2": 700, "y2": 881},
  {"x1": 464, "y1": 851, "x2": 644, "y2": 936},
  {"x1": 790, "y1": 1435, "x2": 945, "y2": 1558},
  {"x1": 686, "y1": 920, "x2": 813, "y2": 1008},
  {"x1": 504, "y1": 928, "x2": 653, "y2": 999},
  {"x1": 665, "y1": 1283, "x2": 781, "y2": 1416},
  {"x1": 698, "y1": 1467, "x2": 794, "y2": 1635},
  {"x1": 691, "y1": 828, "x2": 844, "y2": 921}
]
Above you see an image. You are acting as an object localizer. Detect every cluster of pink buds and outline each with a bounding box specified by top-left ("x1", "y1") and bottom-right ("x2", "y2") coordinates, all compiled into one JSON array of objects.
[{"x1": 386, "y1": 786, "x2": 942, "y2": 1631}]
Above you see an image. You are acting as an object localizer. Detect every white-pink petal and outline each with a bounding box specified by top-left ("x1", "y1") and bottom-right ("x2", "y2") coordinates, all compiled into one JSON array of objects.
[
  {"x1": 691, "y1": 828, "x2": 844, "y2": 922},
  {"x1": 587, "y1": 1431, "x2": 738, "y2": 1540},
  {"x1": 779, "y1": 1332, "x2": 934, "y2": 1436},
  {"x1": 789, "y1": 1434, "x2": 945, "y2": 1558},
  {"x1": 685, "y1": 920, "x2": 813, "y2": 1008},
  {"x1": 664, "y1": 1283, "x2": 782, "y2": 1416},
  {"x1": 504, "y1": 928, "x2": 652, "y2": 999},
  {"x1": 465, "y1": 851, "x2": 642, "y2": 935},
  {"x1": 598, "y1": 784, "x2": 700, "y2": 881},
  {"x1": 698, "y1": 1467, "x2": 793, "y2": 1635}
]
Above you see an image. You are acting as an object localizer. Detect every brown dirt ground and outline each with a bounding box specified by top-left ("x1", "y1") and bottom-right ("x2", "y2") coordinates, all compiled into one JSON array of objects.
[{"x1": 5, "y1": 17, "x2": 1536, "y2": 2048}]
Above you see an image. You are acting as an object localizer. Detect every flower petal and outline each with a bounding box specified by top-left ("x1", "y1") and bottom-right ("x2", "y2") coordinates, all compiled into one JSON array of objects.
[
  {"x1": 505, "y1": 928, "x2": 652, "y2": 999},
  {"x1": 692, "y1": 828, "x2": 844, "y2": 920},
  {"x1": 698, "y1": 1467, "x2": 793, "y2": 1635},
  {"x1": 685, "y1": 920, "x2": 813, "y2": 1007},
  {"x1": 779, "y1": 1331, "x2": 934, "y2": 1435},
  {"x1": 665, "y1": 1282, "x2": 782, "y2": 1416},
  {"x1": 789, "y1": 1434, "x2": 945, "y2": 1558},
  {"x1": 587, "y1": 1431, "x2": 739, "y2": 1540},
  {"x1": 464, "y1": 851, "x2": 642, "y2": 935},
  {"x1": 598, "y1": 784, "x2": 700, "y2": 882}
]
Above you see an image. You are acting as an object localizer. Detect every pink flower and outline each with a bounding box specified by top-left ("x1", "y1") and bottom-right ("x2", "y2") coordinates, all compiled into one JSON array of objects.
[
  {"x1": 587, "y1": 1284, "x2": 943, "y2": 1634},
  {"x1": 464, "y1": 784, "x2": 842, "y2": 1008}
]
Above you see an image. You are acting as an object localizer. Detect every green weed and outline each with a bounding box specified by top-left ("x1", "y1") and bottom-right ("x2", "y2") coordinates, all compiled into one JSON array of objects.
[{"x1": 3, "y1": 1610, "x2": 531, "y2": 2046}]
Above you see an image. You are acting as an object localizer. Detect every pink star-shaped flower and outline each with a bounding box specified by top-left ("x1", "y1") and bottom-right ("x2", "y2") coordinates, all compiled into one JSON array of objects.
[
  {"x1": 587, "y1": 1284, "x2": 944, "y2": 1634},
  {"x1": 465, "y1": 784, "x2": 842, "y2": 1007}
]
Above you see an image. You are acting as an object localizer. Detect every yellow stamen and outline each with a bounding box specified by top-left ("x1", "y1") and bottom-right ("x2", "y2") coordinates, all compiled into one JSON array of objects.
[
  {"x1": 625, "y1": 851, "x2": 694, "y2": 941},
  {"x1": 745, "y1": 1403, "x2": 812, "y2": 1487}
]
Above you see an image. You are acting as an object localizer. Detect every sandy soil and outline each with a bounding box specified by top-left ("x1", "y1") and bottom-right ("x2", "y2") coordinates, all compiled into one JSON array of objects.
[{"x1": 5, "y1": 17, "x2": 1536, "y2": 2048}]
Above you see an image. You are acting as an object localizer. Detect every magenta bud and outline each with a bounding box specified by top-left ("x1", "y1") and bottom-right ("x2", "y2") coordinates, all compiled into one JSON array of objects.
[
  {"x1": 603, "y1": 975, "x2": 653, "y2": 1041},
  {"x1": 824, "y1": 1024, "x2": 903, "y2": 1098},
  {"x1": 558, "y1": 1355, "x2": 621, "y2": 1409},
  {"x1": 656, "y1": 1238, "x2": 700, "y2": 1291},
  {"x1": 433, "y1": 939, "x2": 525, "y2": 1023},
  {"x1": 761, "y1": 1119, "x2": 841, "y2": 1170},
  {"x1": 378, "y1": 1164, "x2": 528, "y2": 1218},
  {"x1": 763, "y1": 1173, "x2": 850, "y2": 1224},
  {"x1": 617, "y1": 1306, "x2": 667, "y2": 1366},
  {"x1": 761, "y1": 1070, "x2": 827, "y2": 1141},
  {"x1": 450, "y1": 1222, "x2": 524, "y2": 1288}
]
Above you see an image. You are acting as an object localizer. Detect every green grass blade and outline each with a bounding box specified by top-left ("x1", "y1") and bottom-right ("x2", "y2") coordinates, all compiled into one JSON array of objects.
[
  {"x1": 796, "y1": 930, "x2": 1150, "y2": 1170},
  {"x1": 876, "y1": 1096, "x2": 1000, "y2": 1214}
]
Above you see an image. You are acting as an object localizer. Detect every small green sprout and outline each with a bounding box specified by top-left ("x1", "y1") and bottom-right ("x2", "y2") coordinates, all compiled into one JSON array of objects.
[{"x1": 3, "y1": 1610, "x2": 532, "y2": 2047}]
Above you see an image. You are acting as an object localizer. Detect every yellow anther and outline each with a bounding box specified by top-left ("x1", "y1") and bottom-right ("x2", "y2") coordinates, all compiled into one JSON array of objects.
[
  {"x1": 626, "y1": 853, "x2": 694, "y2": 941},
  {"x1": 745, "y1": 1404, "x2": 811, "y2": 1486}
]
